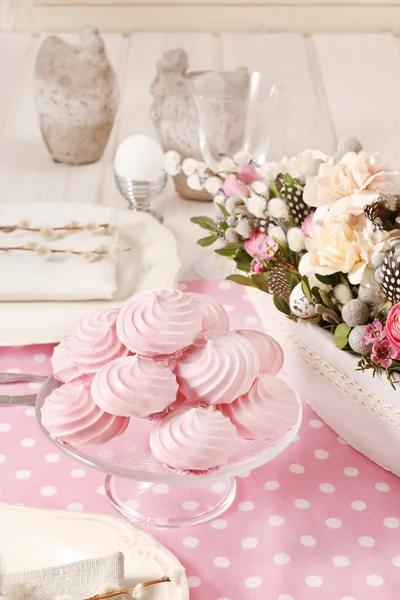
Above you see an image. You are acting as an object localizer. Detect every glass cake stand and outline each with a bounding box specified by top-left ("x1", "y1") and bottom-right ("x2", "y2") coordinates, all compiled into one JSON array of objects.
[{"x1": 36, "y1": 377, "x2": 302, "y2": 529}]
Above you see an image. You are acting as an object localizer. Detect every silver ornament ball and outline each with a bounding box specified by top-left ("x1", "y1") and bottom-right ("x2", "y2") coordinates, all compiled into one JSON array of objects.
[
  {"x1": 348, "y1": 325, "x2": 372, "y2": 355},
  {"x1": 341, "y1": 299, "x2": 370, "y2": 327}
]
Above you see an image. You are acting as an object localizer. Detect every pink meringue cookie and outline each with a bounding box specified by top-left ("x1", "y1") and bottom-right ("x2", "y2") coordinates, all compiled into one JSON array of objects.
[
  {"x1": 116, "y1": 289, "x2": 203, "y2": 357},
  {"x1": 41, "y1": 380, "x2": 129, "y2": 445},
  {"x1": 176, "y1": 330, "x2": 260, "y2": 405},
  {"x1": 70, "y1": 308, "x2": 129, "y2": 374},
  {"x1": 219, "y1": 374, "x2": 299, "y2": 440},
  {"x1": 91, "y1": 354, "x2": 178, "y2": 418},
  {"x1": 51, "y1": 338, "x2": 81, "y2": 383},
  {"x1": 188, "y1": 292, "x2": 229, "y2": 331},
  {"x1": 236, "y1": 329, "x2": 284, "y2": 376},
  {"x1": 149, "y1": 406, "x2": 239, "y2": 472}
]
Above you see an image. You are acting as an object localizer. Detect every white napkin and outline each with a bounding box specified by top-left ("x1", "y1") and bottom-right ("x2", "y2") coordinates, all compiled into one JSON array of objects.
[
  {"x1": 0, "y1": 552, "x2": 124, "y2": 600},
  {"x1": 0, "y1": 203, "x2": 126, "y2": 301}
]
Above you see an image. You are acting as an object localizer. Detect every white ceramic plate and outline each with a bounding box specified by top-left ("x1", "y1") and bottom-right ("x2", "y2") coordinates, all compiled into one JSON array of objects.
[
  {"x1": 0, "y1": 210, "x2": 181, "y2": 346},
  {"x1": 0, "y1": 503, "x2": 189, "y2": 599}
]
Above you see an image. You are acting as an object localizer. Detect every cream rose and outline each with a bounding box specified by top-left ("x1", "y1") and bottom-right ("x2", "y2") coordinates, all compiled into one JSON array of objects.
[
  {"x1": 303, "y1": 151, "x2": 400, "y2": 221},
  {"x1": 299, "y1": 219, "x2": 388, "y2": 285}
]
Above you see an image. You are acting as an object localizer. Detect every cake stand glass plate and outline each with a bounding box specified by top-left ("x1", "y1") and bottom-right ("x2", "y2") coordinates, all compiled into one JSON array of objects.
[
  {"x1": 36, "y1": 377, "x2": 302, "y2": 529},
  {"x1": 0, "y1": 208, "x2": 181, "y2": 346},
  {"x1": 0, "y1": 502, "x2": 189, "y2": 599}
]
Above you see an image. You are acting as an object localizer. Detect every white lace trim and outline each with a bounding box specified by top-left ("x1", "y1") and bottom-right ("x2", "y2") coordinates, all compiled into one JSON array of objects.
[{"x1": 247, "y1": 289, "x2": 400, "y2": 427}]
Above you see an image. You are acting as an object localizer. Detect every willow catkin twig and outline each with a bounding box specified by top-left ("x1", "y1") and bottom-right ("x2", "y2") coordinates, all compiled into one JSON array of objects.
[{"x1": 84, "y1": 576, "x2": 170, "y2": 600}]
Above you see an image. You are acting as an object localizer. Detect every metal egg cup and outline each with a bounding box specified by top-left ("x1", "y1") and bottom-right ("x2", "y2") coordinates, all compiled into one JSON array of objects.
[{"x1": 114, "y1": 171, "x2": 167, "y2": 223}]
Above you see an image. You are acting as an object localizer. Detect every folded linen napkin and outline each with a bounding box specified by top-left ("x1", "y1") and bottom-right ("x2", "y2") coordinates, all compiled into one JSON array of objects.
[
  {"x1": 0, "y1": 203, "x2": 129, "y2": 301},
  {"x1": 0, "y1": 552, "x2": 124, "y2": 600}
]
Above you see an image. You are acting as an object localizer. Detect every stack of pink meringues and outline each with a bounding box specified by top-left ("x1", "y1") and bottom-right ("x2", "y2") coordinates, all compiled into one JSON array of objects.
[{"x1": 41, "y1": 288, "x2": 299, "y2": 474}]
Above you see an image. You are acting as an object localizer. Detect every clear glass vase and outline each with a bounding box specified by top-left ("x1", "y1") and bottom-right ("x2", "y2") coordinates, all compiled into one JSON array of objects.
[{"x1": 190, "y1": 71, "x2": 283, "y2": 277}]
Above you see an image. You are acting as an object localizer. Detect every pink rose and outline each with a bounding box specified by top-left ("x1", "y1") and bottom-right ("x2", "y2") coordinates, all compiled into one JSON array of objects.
[
  {"x1": 237, "y1": 165, "x2": 263, "y2": 185},
  {"x1": 222, "y1": 175, "x2": 249, "y2": 198},
  {"x1": 244, "y1": 232, "x2": 278, "y2": 260},
  {"x1": 385, "y1": 303, "x2": 400, "y2": 353},
  {"x1": 250, "y1": 257, "x2": 264, "y2": 274}
]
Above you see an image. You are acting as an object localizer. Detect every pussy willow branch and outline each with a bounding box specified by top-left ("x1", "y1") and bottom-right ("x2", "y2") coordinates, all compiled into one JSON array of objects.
[
  {"x1": 84, "y1": 576, "x2": 170, "y2": 600},
  {"x1": 0, "y1": 247, "x2": 129, "y2": 256},
  {"x1": 0, "y1": 223, "x2": 112, "y2": 233}
]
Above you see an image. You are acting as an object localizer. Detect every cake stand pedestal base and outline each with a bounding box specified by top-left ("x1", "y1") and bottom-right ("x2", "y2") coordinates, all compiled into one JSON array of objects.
[{"x1": 105, "y1": 474, "x2": 237, "y2": 529}]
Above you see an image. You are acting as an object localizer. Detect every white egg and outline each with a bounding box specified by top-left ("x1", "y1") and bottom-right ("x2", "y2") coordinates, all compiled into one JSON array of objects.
[
  {"x1": 114, "y1": 134, "x2": 164, "y2": 181},
  {"x1": 289, "y1": 282, "x2": 316, "y2": 318}
]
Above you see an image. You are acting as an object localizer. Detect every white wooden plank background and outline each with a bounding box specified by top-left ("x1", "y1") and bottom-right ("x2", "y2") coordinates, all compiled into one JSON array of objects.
[{"x1": 2, "y1": 32, "x2": 400, "y2": 280}]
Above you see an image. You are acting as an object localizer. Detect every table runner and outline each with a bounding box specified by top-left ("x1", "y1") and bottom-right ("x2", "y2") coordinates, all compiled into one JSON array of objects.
[{"x1": 0, "y1": 279, "x2": 399, "y2": 600}]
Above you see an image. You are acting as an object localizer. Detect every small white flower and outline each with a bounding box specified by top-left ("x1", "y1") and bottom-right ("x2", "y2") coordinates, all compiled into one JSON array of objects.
[
  {"x1": 164, "y1": 150, "x2": 181, "y2": 176},
  {"x1": 268, "y1": 225, "x2": 286, "y2": 243},
  {"x1": 196, "y1": 161, "x2": 207, "y2": 176},
  {"x1": 251, "y1": 180, "x2": 268, "y2": 196},
  {"x1": 287, "y1": 227, "x2": 306, "y2": 252},
  {"x1": 218, "y1": 156, "x2": 236, "y2": 171},
  {"x1": 40, "y1": 227, "x2": 57, "y2": 241},
  {"x1": 36, "y1": 245, "x2": 52, "y2": 260},
  {"x1": 23, "y1": 240, "x2": 38, "y2": 250},
  {"x1": 65, "y1": 220, "x2": 80, "y2": 229},
  {"x1": 213, "y1": 192, "x2": 226, "y2": 206},
  {"x1": 205, "y1": 176, "x2": 223, "y2": 195},
  {"x1": 94, "y1": 244, "x2": 107, "y2": 253},
  {"x1": 105, "y1": 224, "x2": 118, "y2": 235},
  {"x1": 81, "y1": 251, "x2": 97, "y2": 263},
  {"x1": 109, "y1": 244, "x2": 124, "y2": 258},
  {"x1": 17, "y1": 219, "x2": 31, "y2": 229},
  {"x1": 187, "y1": 174, "x2": 203, "y2": 191},
  {"x1": 333, "y1": 283, "x2": 353, "y2": 304},
  {"x1": 182, "y1": 158, "x2": 199, "y2": 176},
  {"x1": 245, "y1": 193, "x2": 267, "y2": 218},
  {"x1": 233, "y1": 150, "x2": 251, "y2": 165},
  {"x1": 258, "y1": 162, "x2": 282, "y2": 181},
  {"x1": 84, "y1": 222, "x2": 100, "y2": 233},
  {"x1": 267, "y1": 197, "x2": 289, "y2": 220}
]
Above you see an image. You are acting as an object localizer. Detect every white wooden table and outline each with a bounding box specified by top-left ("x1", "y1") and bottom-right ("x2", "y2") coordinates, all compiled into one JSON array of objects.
[{"x1": 2, "y1": 31, "x2": 400, "y2": 280}]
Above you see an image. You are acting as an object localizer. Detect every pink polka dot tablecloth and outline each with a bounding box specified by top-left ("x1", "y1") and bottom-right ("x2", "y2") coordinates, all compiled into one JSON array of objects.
[{"x1": 1, "y1": 278, "x2": 400, "y2": 600}]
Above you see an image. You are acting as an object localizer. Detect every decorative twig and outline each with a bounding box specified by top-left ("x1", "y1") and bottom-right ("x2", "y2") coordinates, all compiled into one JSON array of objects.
[
  {"x1": 85, "y1": 576, "x2": 170, "y2": 600},
  {"x1": 0, "y1": 222, "x2": 117, "y2": 235},
  {"x1": 0, "y1": 244, "x2": 128, "y2": 262}
]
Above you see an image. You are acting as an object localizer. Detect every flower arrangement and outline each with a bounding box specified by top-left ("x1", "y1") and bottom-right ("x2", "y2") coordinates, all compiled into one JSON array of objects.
[{"x1": 165, "y1": 139, "x2": 400, "y2": 387}]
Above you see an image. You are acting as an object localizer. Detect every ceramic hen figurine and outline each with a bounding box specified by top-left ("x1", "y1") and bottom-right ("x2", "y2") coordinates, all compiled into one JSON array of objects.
[
  {"x1": 34, "y1": 26, "x2": 119, "y2": 165},
  {"x1": 149, "y1": 48, "x2": 212, "y2": 201}
]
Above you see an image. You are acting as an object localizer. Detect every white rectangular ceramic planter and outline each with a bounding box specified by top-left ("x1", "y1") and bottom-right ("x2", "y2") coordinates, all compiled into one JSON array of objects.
[{"x1": 247, "y1": 289, "x2": 400, "y2": 477}]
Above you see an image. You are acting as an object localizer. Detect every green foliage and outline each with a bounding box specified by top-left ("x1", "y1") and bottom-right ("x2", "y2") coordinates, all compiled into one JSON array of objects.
[
  {"x1": 251, "y1": 273, "x2": 270, "y2": 293},
  {"x1": 226, "y1": 274, "x2": 256, "y2": 287},
  {"x1": 273, "y1": 295, "x2": 291, "y2": 316},
  {"x1": 301, "y1": 276, "x2": 312, "y2": 302},
  {"x1": 234, "y1": 250, "x2": 252, "y2": 272},
  {"x1": 285, "y1": 272, "x2": 301, "y2": 290},
  {"x1": 315, "y1": 273, "x2": 336, "y2": 285},
  {"x1": 334, "y1": 323, "x2": 351, "y2": 350},
  {"x1": 197, "y1": 234, "x2": 219, "y2": 247},
  {"x1": 216, "y1": 202, "x2": 229, "y2": 217},
  {"x1": 190, "y1": 216, "x2": 219, "y2": 233},
  {"x1": 214, "y1": 243, "x2": 241, "y2": 258}
]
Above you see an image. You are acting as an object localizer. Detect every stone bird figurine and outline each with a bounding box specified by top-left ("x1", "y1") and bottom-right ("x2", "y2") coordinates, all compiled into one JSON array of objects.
[{"x1": 34, "y1": 26, "x2": 119, "y2": 165}]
